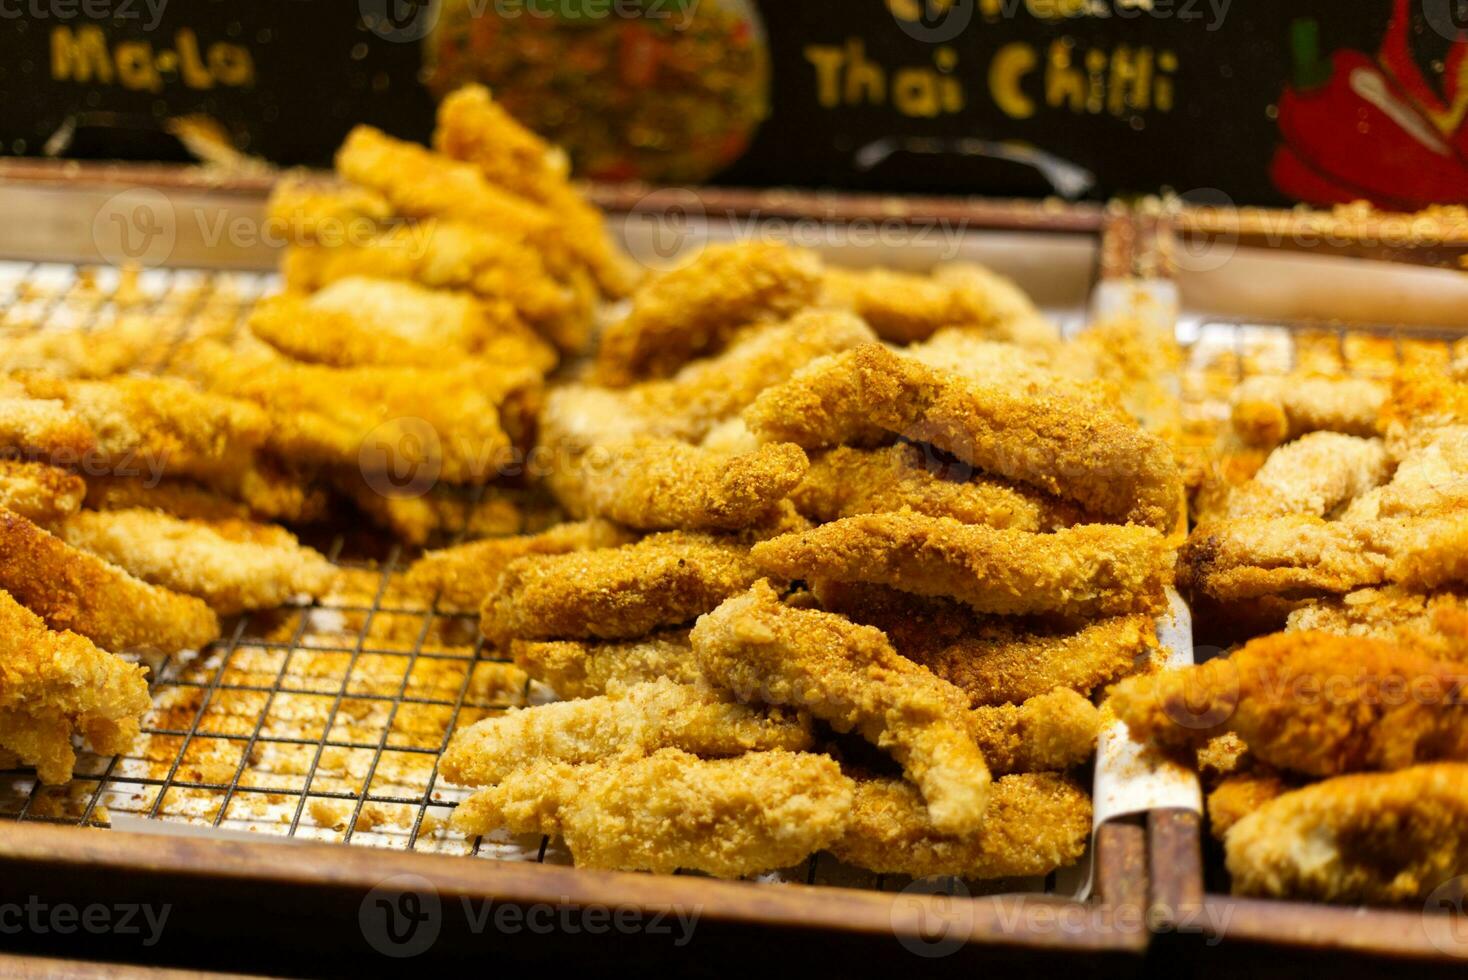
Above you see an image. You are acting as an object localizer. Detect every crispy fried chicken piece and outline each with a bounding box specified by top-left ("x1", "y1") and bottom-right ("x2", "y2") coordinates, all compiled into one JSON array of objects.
[
  {"x1": 0, "y1": 460, "x2": 85, "y2": 525},
  {"x1": 0, "y1": 389, "x2": 95, "y2": 461},
  {"x1": 1179, "y1": 515, "x2": 1386, "y2": 602},
  {"x1": 1108, "y1": 631, "x2": 1468, "y2": 777},
  {"x1": 1231, "y1": 374, "x2": 1387, "y2": 448},
  {"x1": 249, "y1": 278, "x2": 556, "y2": 374},
  {"x1": 814, "y1": 581, "x2": 1153, "y2": 706},
  {"x1": 905, "y1": 330, "x2": 1122, "y2": 419},
  {"x1": 1343, "y1": 428, "x2": 1468, "y2": 522},
  {"x1": 405, "y1": 519, "x2": 634, "y2": 611},
  {"x1": 433, "y1": 85, "x2": 637, "y2": 298},
  {"x1": 930, "y1": 261, "x2": 1061, "y2": 347},
  {"x1": 1207, "y1": 772, "x2": 1291, "y2": 841},
  {"x1": 818, "y1": 265, "x2": 1051, "y2": 344},
  {"x1": 745, "y1": 344, "x2": 1181, "y2": 530},
  {"x1": 1288, "y1": 587, "x2": 1468, "y2": 663},
  {"x1": 969, "y1": 690, "x2": 1100, "y2": 774},
  {"x1": 692, "y1": 581, "x2": 990, "y2": 835},
  {"x1": 451, "y1": 748, "x2": 854, "y2": 877},
  {"x1": 594, "y1": 242, "x2": 823, "y2": 385},
  {"x1": 56, "y1": 508, "x2": 335, "y2": 615},
  {"x1": 0, "y1": 588, "x2": 151, "y2": 784},
  {"x1": 0, "y1": 317, "x2": 173, "y2": 378},
  {"x1": 84, "y1": 476, "x2": 252, "y2": 522},
  {"x1": 548, "y1": 438, "x2": 807, "y2": 531},
  {"x1": 0, "y1": 507, "x2": 219, "y2": 653},
  {"x1": 263, "y1": 177, "x2": 392, "y2": 244},
  {"x1": 831, "y1": 773, "x2": 1090, "y2": 879},
  {"x1": 1225, "y1": 764, "x2": 1468, "y2": 903},
  {"x1": 328, "y1": 470, "x2": 533, "y2": 547},
  {"x1": 441, "y1": 678, "x2": 811, "y2": 786},
  {"x1": 1222, "y1": 432, "x2": 1392, "y2": 519},
  {"x1": 753, "y1": 514, "x2": 1169, "y2": 618},
  {"x1": 511, "y1": 631, "x2": 698, "y2": 699},
  {"x1": 792, "y1": 443, "x2": 1085, "y2": 530},
  {"x1": 481, "y1": 531, "x2": 760, "y2": 646}
]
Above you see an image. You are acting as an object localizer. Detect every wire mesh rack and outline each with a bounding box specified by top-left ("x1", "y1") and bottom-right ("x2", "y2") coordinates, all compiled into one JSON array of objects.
[{"x1": 0, "y1": 259, "x2": 1105, "y2": 898}]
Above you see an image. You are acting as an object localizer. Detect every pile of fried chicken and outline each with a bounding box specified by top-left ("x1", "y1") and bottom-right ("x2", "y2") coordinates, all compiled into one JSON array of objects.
[{"x1": 1114, "y1": 365, "x2": 1468, "y2": 904}]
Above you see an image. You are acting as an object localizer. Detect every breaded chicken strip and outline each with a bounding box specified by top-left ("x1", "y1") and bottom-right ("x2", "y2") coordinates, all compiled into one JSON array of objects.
[
  {"x1": 1109, "y1": 631, "x2": 1468, "y2": 777},
  {"x1": 744, "y1": 345, "x2": 1181, "y2": 530},
  {"x1": 1288, "y1": 587, "x2": 1468, "y2": 663},
  {"x1": 440, "y1": 678, "x2": 811, "y2": 786},
  {"x1": 549, "y1": 438, "x2": 807, "y2": 531},
  {"x1": 1207, "y1": 772, "x2": 1291, "y2": 841},
  {"x1": 692, "y1": 581, "x2": 990, "y2": 835},
  {"x1": 905, "y1": 330, "x2": 1121, "y2": 418},
  {"x1": 1231, "y1": 374, "x2": 1387, "y2": 448},
  {"x1": 1343, "y1": 428, "x2": 1468, "y2": 523},
  {"x1": 595, "y1": 242, "x2": 823, "y2": 385},
  {"x1": 405, "y1": 519, "x2": 634, "y2": 612},
  {"x1": 0, "y1": 589, "x2": 151, "y2": 784},
  {"x1": 0, "y1": 507, "x2": 219, "y2": 653},
  {"x1": 0, "y1": 317, "x2": 173, "y2": 378},
  {"x1": 482, "y1": 531, "x2": 760, "y2": 646},
  {"x1": 1223, "y1": 432, "x2": 1392, "y2": 519},
  {"x1": 792, "y1": 443, "x2": 1084, "y2": 530},
  {"x1": 930, "y1": 261, "x2": 1061, "y2": 347},
  {"x1": 831, "y1": 773, "x2": 1090, "y2": 879},
  {"x1": 753, "y1": 514, "x2": 1169, "y2": 618},
  {"x1": 0, "y1": 390, "x2": 95, "y2": 460},
  {"x1": 0, "y1": 460, "x2": 85, "y2": 525},
  {"x1": 818, "y1": 265, "x2": 995, "y2": 343},
  {"x1": 451, "y1": 749, "x2": 854, "y2": 877},
  {"x1": 433, "y1": 85, "x2": 637, "y2": 297},
  {"x1": 249, "y1": 278, "x2": 556, "y2": 374},
  {"x1": 263, "y1": 177, "x2": 391, "y2": 243},
  {"x1": 84, "y1": 476, "x2": 252, "y2": 522},
  {"x1": 328, "y1": 471, "x2": 531, "y2": 547},
  {"x1": 815, "y1": 581, "x2": 1152, "y2": 706},
  {"x1": 1225, "y1": 764, "x2": 1468, "y2": 903},
  {"x1": 511, "y1": 631, "x2": 698, "y2": 699},
  {"x1": 57, "y1": 508, "x2": 335, "y2": 615},
  {"x1": 1179, "y1": 516, "x2": 1386, "y2": 602},
  {"x1": 969, "y1": 690, "x2": 1100, "y2": 774}
]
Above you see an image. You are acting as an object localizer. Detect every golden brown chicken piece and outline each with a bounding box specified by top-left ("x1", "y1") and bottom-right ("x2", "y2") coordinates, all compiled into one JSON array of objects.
[
  {"x1": 549, "y1": 438, "x2": 808, "y2": 532},
  {"x1": 969, "y1": 690, "x2": 1101, "y2": 774},
  {"x1": 83, "y1": 476, "x2": 253, "y2": 522},
  {"x1": 814, "y1": 581, "x2": 1153, "y2": 706},
  {"x1": 1222, "y1": 432, "x2": 1392, "y2": 519},
  {"x1": 1231, "y1": 374, "x2": 1387, "y2": 448},
  {"x1": 0, "y1": 460, "x2": 85, "y2": 525},
  {"x1": 1287, "y1": 587, "x2": 1468, "y2": 663},
  {"x1": 405, "y1": 519, "x2": 632, "y2": 612},
  {"x1": 753, "y1": 514, "x2": 1169, "y2": 619},
  {"x1": 263, "y1": 177, "x2": 392, "y2": 244},
  {"x1": 0, "y1": 507, "x2": 219, "y2": 653},
  {"x1": 0, "y1": 317, "x2": 174, "y2": 379},
  {"x1": 905, "y1": 330, "x2": 1121, "y2": 418},
  {"x1": 1343, "y1": 429, "x2": 1468, "y2": 523},
  {"x1": 440, "y1": 678, "x2": 811, "y2": 786},
  {"x1": 249, "y1": 278, "x2": 556, "y2": 374},
  {"x1": 1179, "y1": 515, "x2": 1386, "y2": 602},
  {"x1": 1225, "y1": 764, "x2": 1468, "y2": 903},
  {"x1": 56, "y1": 508, "x2": 335, "y2": 615},
  {"x1": 744, "y1": 344, "x2": 1181, "y2": 531},
  {"x1": 511, "y1": 631, "x2": 698, "y2": 699},
  {"x1": 930, "y1": 261, "x2": 1061, "y2": 347},
  {"x1": 482, "y1": 531, "x2": 760, "y2": 647},
  {"x1": 692, "y1": 581, "x2": 990, "y2": 835},
  {"x1": 0, "y1": 389, "x2": 96, "y2": 462},
  {"x1": 1207, "y1": 772, "x2": 1291, "y2": 841},
  {"x1": 328, "y1": 472, "x2": 531, "y2": 547},
  {"x1": 831, "y1": 773, "x2": 1090, "y2": 879},
  {"x1": 451, "y1": 748, "x2": 855, "y2": 877},
  {"x1": 433, "y1": 84, "x2": 637, "y2": 298},
  {"x1": 0, "y1": 588, "x2": 151, "y2": 784},
  {"x1": 817, "y1": 265, "x2": 1027, "y2": 344},
  {"x1": 791, "y1": 443, "x2": 1085, "y2": 531},
  {"x1": 595, "y1": 242, "x2": 823, "y2": 385},
  {"x1": 1109, "y1": 631, "x2": 1468, "y2": 778}
]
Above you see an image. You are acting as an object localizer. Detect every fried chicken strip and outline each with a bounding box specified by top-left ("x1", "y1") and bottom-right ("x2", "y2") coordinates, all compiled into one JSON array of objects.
[
  {"x1": 451, "y1": 749, "x2": 854, "y2": 877},
  {"x1": 511, "y1": 631, "x2": 698, "y2": 699},
  {"x1": 692, "y1": 581, "x2": 991, "y2": 835},
  {"x1": 57, "y1": 508, "x2": 335, "y2": 615},
  {"x1": 549, "y1": 438, "x2": 808, "y2": 531},
  {"x1": 0, "y1": 390, "x2": 95, "y2": 461},
  {"x1": 819, "y1": 264, "x2": 1058, "y2": 347},
  {"x1": 1287, "y1": 587, "x2": 1468, "y2": 663},
  {"x1": 969, "y1": 690, "x2": 1101, "y2": 774},
  {"x1": 83, "y1": 475, "x2": 252, "y2": 522},
  {"x1": 263, "y1": 177, "x2": 392, "y2": 244},
  {"x1": 0, "y1": 460, "x2": 85, "y2": 525},
  {"x1": 1108, "y1": 631, "x2": 1468, "y2": 777},
  {"x1": 1222, "y1": 432, "x2": 1392, "y2": 519},
  {"x1": 482, "y1": 531, "x2": 760, "y2": 646},
  {"x1": 0, "y1": 507, "x2": 219, "y2": 653},
  {"x1": 745, "y1": 344, "x2": 1181, "y2": 530},
  {"x1": 594, "y1": 242, "x2": 823, "y2": 385},
  {"x1": 1231, "y1": 374, "x2": 1387, "y2": 448},
  {"x1": 814, "y1": 581, "x2": 1153, "y2": 706},
  {"x1": 1207, "y1": 772, "x2": 1291, "y2": 841},
  {"x1": 1179, "y1": 515, "x2": 1386, "y2": 602},
  {"x1": 0, "y1": 588, "x2": 151, "y2": 784},
  {"x1": 441, "y1": 678, "x2": 811, "y2": 786},
  {"x1": 831, "y1": 773, "x2": 1090, "y2": 879},
  {"x1": 753, "y1": 514, "x2": 1169, "y2": 618},
  {"x1": 1225, "y1": 764, "x2": 1468, "y2": 903},
  {"x1": 405, "y1": 519, "x2": 634, "y2": 612},
  {"x1": 0, "y1": 317, "x2": 174, "y2": 378}
]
